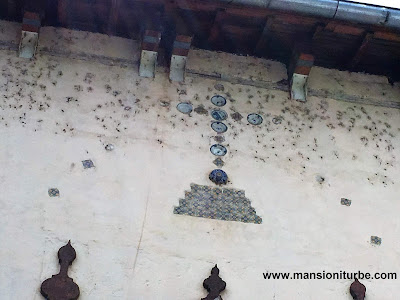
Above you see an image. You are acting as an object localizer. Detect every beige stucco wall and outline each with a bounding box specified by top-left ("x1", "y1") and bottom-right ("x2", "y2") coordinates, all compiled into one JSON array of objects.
[{"x1": 0, "y1": 20, "x2": 400, "y2": 299}]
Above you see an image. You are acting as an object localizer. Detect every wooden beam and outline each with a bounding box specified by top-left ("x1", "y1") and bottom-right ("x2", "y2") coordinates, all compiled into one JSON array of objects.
[
  {"x1": 7, "y1": 0, "x2": 17, "y2": 19},
  {"x1": 164, "y1": 1, "x2": 186, "y2": 34},
  {"x1": 349, "y1": 33, "x2": 373, "y2": 69},
  {"x1": 222, "y1": 24, "x2": 260, "y2": 37},
  {"x1": 325, "y1": 22, "x2": 364, "y2": 36},
  {"x1": 275, "y1": 13, "x2": 318, "y2": 27},
  {"x1": 225, "y1": 7, "x2": 268, "y2": 18},
  {"x1": 160, "y1": 1, "x2": 193, "y2": 61},
  {"x1": 374, "y1": 31, "x2": 400, "y2": 43},
  {"x1": 174, "y1": 0, "x2": 222, "y2": 12},
  {"x1": 311, "y1": 25, "x2": 324, "y2": 42},
  {"x1": 107, "y1": 0, "x2": 120, "y2": 35},
  {"x1": 164, "y1": 1, "x2": 190, "y2": 35},
  {"x1": 254, "y1": 17, "x2": 274, "y2": 56},
  {"x1": 57, "y1": 0, "x2": 69, "y2": 27},
  {"x1": 207, "y1": 10, "x2": 226, "y2": 47}
]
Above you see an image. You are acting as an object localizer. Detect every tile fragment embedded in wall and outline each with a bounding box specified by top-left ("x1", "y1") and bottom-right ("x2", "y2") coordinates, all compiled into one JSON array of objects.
[
  {"x1": 370, "y1": 236, "x2": 382, "y2": 245},
  {"x1": 48, "y1": 188, "x2": 60, "y2": 197},
  {"x1": 341, "y1": 198, "x2": 352, "y2": 206},
  {"x1": 82, "y1": 160, "x2": 94, "y2": 169},
  {"x1": 213, "y1": 158, "x2": 225, "y2": 167}
]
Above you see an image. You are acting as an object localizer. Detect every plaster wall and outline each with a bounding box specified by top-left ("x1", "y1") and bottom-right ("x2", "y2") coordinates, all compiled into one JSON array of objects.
[{"x1": 0, "y1": 20, "x2": 400, "y2": 299}]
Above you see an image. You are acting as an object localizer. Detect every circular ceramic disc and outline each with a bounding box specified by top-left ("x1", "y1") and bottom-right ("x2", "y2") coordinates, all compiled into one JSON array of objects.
[
  {"x1": 247, "y1": 113, "x2": 263, "y2": 125},
  {"x1": 210, "y1": 144, "x2": 227, "y2": 156},
  {"x1": 211, "y1": 109, "x2": 228, "y2": 121},
  {"x1": 209, "y1": 169, "x2": 228, "y2": 185},
  {"x1": 211, "y1": 122, "x2": 228, "y2": 133},
  {"x1": 176, "y1": 102, "x2": 192, "y2": 114},
  {"x1": 211, "y1": 95, "x2": 227, "y2": 107}
]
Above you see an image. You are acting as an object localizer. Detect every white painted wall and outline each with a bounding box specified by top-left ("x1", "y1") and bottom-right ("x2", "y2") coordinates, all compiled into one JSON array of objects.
[{"x1": 0, "y1": 21, "x2": 400, "y2": 299}]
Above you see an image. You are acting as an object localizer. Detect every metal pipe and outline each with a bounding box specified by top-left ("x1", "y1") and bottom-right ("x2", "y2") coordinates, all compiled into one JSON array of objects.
[
  {"x1": 335, "y1": 1, "x2": 388, "y2": 25},
  {"x1": 214, "y1": 0, "x2": 400, "y2": 30},
  {"x1": 269, "y1": 0, "x2": 338, "y2": 19},
  {"x1": 386, "y1": 8, "x2": 400, "y2": 30}
]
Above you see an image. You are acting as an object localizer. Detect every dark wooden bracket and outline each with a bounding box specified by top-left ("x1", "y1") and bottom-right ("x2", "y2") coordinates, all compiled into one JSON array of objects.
[
  {"x1": 40, "y1": 241, "x2": 80, "y2": 300},
  {"x1": 201, "y1": 264, "x2": 226, "y2": 300}
]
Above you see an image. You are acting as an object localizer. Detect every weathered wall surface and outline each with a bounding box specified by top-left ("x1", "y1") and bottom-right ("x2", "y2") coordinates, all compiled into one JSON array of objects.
[{"x1": 0, "y1": 20, "x2": 400, "y2": 299}]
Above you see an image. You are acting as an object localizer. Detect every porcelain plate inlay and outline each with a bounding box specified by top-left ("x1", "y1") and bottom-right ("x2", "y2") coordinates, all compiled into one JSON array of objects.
[
  {"x1": 210, "y1": 144, "x2": 227, "y2": 156},
  {"x1": 211, "y1": 122, "x2": 228, "y2": 133},
  {"x1": 211, "y1": 95, "x2": 227, "y2": 107},
  {"x1": 247, "y1": 113, "x2": 263, "y2": 125},
  {"x1": 211, "y1": 109, "x2": 228, "y2": 121},
  {"x1": 176, "y1": 102, "x2": 193, "y2": 114}
]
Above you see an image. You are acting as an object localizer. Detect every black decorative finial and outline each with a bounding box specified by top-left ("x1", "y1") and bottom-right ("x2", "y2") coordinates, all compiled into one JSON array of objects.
[
  {"x1": 202, "y1": 264, "x2": 226, "y2": 300},
  {"x1": 41, "y1": 241, "x2": 80, "y2": 300},
  {"x1": 350, "y1": 278, "x2": 366, "y2": 300}
]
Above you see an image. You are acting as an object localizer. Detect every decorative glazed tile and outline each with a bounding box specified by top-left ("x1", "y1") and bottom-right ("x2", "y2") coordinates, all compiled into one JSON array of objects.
[
  {"x1": 174, "y1": 184, "x2": 262, "y2": 224},
  {"x1": 176, "y1": 102, "x2": 193, "y2": 114},
  {"x1": 371, "y1": 236, "x2": 382, "y2": 245},
  {"x1": 210, "y1": 144, "x2": 227, "y2": 156},
  {"x1": 209, "y1": 169, "x2": 228, "y2": 185},
  {"x1": 211, "y1": 109, "x2": 228, "y2": 121},
  {"x1": 82, "y1": 159, "x2": 94, "y2": 169},
  {"x1": 213, "y1": 157, "x2": 225, "y2": 167},
  {"x1": 341, "y1": 198, "x2": 352, "y2": 206},
  {"x1": 48, "y1": 188, "x2": 60, "y2": 197},
  {"x1": 211, "y1": 95, "x2": 226, "y2": 107},
  {"x1": 211, "y1": 122, "x2": 228, "y2": 133},
  {"x1": 247, "y1": 113, "x2": 263, "y2": 125}
]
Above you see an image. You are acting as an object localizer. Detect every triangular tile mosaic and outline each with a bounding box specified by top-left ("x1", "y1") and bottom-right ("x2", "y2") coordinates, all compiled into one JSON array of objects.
[{"x1": 174, "y1": 183, "x2": 262, "y2": 224}]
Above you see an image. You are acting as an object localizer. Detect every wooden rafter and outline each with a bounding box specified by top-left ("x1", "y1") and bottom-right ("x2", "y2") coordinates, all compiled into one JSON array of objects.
[
  {"x1": 57, "y1": 0, "x2": 69, "y2": 27},
  {"x1": 349, "y1": 33, "x2": 373, "y2": 69},
  {"x1": 207, "y1": 10, "x2": 226, "y2": 47},
  {"x1": 254, "y1": 17, "x2": 274, "y2": 56},
  {"x1": 107, "y1": 0, "x2": 120, "y2": 35}
]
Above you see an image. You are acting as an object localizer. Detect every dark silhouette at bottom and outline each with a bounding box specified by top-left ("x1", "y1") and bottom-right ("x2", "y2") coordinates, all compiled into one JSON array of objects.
[
  {"x1": 202, "y1": 265, "x2": 226, "y2": 300},
  {"x1": 350, "y1": 278, "x2": 366, "y2": 300}
]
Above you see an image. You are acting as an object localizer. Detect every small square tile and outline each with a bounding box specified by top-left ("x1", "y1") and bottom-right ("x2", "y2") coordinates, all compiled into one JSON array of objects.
[
  {"x1": 82, "y1": 159, "x2": 94, "y2": 169},
  {"x1": 48, "y1": 188, "x2": 60, "y2": 197},
  {"x1": 371, "y1": 236, "x2": 382, "y2": 245},
  {"x1": 213, "y1": 158, "x2": 225, "y2": 167},
  {"x1": 341, "y1": 198, "x2": 352, "y2": 206}
]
